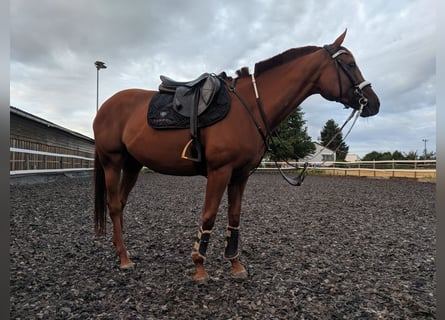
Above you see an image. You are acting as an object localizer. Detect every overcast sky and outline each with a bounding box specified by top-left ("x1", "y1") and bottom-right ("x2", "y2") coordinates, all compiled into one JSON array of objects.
[{"x1": 10, "y1": 0, "x2": 436, "y2": 158}]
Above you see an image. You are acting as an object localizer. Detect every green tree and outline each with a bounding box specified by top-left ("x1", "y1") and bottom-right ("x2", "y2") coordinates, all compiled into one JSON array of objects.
[
  {"x1": 362, "y1": 151, "x2": 383, "y2": 161},
  {"x1": 404, "y1": 151, "x2": 418, "y2": 160},
  {"x1": 362, "y1": 150, "x2": 427, "y2": 161},
  {"x1": 362, "y1": 151, "x2": 396, "y2": 161},
  {"x1": 267, "y1": 106, "x2": 315, "y2": 161},
  {"x1": 391, "y1": 150, "x2": 405, "y2": 160},
  {"x1": 420, "y1": 150, "x2": 436, "y2": 160},
  {"x1": 380, "y1": 151, "x2": 393, "y2": 160},
  {"x1": 319, "y1": 119, "x2": 349, "y2": 161}
]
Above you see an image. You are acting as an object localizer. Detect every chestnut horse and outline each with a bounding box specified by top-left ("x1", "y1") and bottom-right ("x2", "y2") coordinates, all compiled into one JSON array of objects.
[{"x1": 93, "y1": 30, "x2": 380, "y2": 284}]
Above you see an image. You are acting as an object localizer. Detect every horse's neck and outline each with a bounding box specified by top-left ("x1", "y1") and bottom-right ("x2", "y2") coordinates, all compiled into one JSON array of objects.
[{"x1": 256, "y1": 52, "x2": 324, "y2": 131}]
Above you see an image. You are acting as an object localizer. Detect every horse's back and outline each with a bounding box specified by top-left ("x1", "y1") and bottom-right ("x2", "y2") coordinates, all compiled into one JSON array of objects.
[
  {"x1": 93, "y1": 88, "x2": 156, "y2": 153},
  {"x1": 94, "y1": 89, "x2": 155, "y2": 127}
]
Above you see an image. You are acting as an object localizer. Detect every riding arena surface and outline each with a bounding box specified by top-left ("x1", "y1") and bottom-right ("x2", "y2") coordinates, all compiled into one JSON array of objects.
[{"x1": 10, "y1": 172, "x2": 435, "y2": 319}]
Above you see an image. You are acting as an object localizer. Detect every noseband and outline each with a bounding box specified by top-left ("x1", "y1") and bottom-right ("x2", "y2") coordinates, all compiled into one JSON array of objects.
[{"x1": 323, "y1": 45, "x2": 370, "y2": 111}]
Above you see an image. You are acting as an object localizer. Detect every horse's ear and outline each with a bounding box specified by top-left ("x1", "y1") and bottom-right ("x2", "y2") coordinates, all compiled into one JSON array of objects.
[{"x1": 331, "y1": 29, "x2": 347, "y2": 49}]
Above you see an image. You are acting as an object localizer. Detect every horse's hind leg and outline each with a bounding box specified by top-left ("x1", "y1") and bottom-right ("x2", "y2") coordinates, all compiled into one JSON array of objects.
[
  {"x1": 112, "y1": 171, "x2": 140, "y2": 267},
  {"x1": 113, "y1": 157, "x2": 143, "y2": 268},
  {"x1": 119, "y1": 157, "x2": 143, "y2": 228},
  {"x1": 103, "y1": 164, "x2": 134, "y2": 268}
]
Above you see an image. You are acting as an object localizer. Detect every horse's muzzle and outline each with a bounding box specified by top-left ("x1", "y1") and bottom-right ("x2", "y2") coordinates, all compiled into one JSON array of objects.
[{"x1": 360, "y1": 89, "x2": 380, "y2": 117}]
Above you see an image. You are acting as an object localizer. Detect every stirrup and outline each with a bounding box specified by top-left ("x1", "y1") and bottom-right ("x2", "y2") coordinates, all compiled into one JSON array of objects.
[{"x1": 181, "y1": 139, "x2": 202, "y2": 162}]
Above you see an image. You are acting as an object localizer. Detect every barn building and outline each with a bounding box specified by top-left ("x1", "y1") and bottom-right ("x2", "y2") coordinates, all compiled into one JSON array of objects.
[{"x1": 10, "y1": 106, "x2": 95, "y2": 176}]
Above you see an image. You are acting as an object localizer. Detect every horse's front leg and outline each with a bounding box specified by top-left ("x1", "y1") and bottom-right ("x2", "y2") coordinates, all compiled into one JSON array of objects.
[
  {"x1": 225, "y1": 175, "x2": 249, "y2": 279},
  {"x1": 191, "y1": 166, "x2": 232, "y2": 284}
]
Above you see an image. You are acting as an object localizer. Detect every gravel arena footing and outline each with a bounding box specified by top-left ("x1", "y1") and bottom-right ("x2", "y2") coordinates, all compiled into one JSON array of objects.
[{"x1": 10, "y1": 172, "x2": 436, "y2": 319}]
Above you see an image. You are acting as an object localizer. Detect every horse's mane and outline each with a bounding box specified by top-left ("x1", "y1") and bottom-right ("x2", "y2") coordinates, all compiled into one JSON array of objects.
[
  {"x1": 236, "y1": 67, "x2": 250, "y2": 78},
  {"x1": 254, "y1": 45, "x2": 321, "y2": 76},
  {"x1": 231, "y1": 46, "x2": 320, "y2": 79}
]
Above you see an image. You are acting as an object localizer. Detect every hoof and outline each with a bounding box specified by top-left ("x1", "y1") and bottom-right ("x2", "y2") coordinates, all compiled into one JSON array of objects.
[
  {"x1": 231, "y1": 268, "x2": 248, "y2": 280},
  {"x1": 193, "y1": 272, "x2": 210, "y2": 285},
  {"x1": 120, "y1": 261, "x2": 135, "y2": 269}
]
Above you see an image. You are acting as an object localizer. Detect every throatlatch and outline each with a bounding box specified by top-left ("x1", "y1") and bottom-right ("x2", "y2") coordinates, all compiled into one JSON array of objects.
[
  {"x1": 224, "y1": 225, "x2": 240, "y2": 259},
  {"x1": 192, "y1": 227, "x2": 212, "y2": 260}
]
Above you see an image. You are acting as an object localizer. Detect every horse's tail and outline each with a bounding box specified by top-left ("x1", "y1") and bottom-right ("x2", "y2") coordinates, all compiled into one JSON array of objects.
[{"x1": 94, "y1": 151, "x2": 107, "y2": 236}]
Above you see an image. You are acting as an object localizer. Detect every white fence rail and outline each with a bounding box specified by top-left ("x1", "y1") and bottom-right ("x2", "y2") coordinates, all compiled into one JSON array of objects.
[
  {"x1": 10, "y1": 147, "x2": 94, "y2": 175},
  {"x1": 259, "y1": 160, "x2": 436, "y2": 179},
  {"x1": 10, "y1": 149, "x2": 436, "y2": 180}
]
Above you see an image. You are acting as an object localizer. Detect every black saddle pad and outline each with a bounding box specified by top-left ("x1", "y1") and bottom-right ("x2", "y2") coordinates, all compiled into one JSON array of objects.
[{"x1": 147, "y1": 84, "x2": 231, "y2": 129}]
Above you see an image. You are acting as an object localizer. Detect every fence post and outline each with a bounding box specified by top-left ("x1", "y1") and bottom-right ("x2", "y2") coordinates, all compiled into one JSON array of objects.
[
  {"x1": 414, "y1": 160, "x2": 417, "y2": 178},
  {"x1": 25, "y1": 153, "x2": 29, "y2": 170},
  {"x1": 392, "y1": 159, "x2": 395, "y2": 177}
]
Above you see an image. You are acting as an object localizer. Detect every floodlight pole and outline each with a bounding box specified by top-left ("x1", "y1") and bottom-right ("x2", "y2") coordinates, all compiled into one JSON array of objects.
[
  {"x1": 95, "y1": 61, "x2": 107, "y2": 112},
  {"x1": 422, "y1": 138, "x2": 428, "y2": 160}
]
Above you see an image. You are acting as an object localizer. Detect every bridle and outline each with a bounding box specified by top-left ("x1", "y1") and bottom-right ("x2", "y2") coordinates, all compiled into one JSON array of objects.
[
  {"x1": 323, "y1": 44, "x2": 371, "y2": 111},
  {"x1": 312, "y1": 45, "x2": 373, "y2": 157}
]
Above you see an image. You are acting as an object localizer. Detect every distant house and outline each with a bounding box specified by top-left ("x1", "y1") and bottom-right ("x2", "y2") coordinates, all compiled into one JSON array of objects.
[
  {"x1": 345, "y1": 154, "x2": 361, "y2": 162},
  {"x1": 303, "y1": 142, "x2": 336, "y2": 164}
]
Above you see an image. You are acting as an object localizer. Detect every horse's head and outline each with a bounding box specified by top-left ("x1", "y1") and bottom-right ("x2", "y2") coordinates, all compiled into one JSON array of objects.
[{"x1": 317, "y1": 30, "x2": 380, "y2": 117}]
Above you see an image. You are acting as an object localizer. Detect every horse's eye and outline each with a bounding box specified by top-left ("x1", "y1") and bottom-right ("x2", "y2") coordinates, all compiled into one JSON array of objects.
[{"x1": 348, "y1": 62, "x2": 356, "y2": 68}]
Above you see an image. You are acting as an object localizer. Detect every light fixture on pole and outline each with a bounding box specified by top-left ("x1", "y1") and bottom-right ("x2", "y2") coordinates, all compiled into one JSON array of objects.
[{"x1": 95, "y1": 61, "x2": 107, "y2": 112}]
